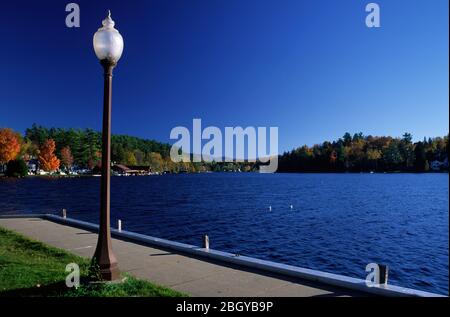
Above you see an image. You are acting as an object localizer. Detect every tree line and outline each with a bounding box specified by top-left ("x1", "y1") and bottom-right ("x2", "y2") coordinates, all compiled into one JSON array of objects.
[
  {"x1": 0, "y1": 125, "x2": 448, "y2": 176},
  {"x1": 0, "y1": 124, "x2": 229, "y2": 174},
  {"x1": 23, "y1": 124, "x2": 173, "y2": 169},
  {"x1": 278, "y1": 132, "x2": 449, "y2": 173}
]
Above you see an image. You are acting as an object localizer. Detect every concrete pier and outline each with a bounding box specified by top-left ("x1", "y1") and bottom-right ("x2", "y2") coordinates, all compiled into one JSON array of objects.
[{"x1": 0, "y1": 215, "x2": 443, "y2": 297}]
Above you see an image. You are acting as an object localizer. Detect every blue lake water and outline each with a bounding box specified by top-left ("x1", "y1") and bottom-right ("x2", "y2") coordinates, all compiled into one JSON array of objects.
[{"x1": 0, "y1": 173, "x2": 448, "y2": 295}]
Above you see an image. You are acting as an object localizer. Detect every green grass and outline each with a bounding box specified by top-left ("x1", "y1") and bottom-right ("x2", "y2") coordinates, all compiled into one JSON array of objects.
[{"x1": 0, "y1": 227, "x2": 186, "y2": 297}]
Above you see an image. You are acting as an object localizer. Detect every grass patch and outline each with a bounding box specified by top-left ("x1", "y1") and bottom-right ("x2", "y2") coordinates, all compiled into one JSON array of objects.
[{"x1": 0, "y1": 227, "x2": 186, "y2": 297}]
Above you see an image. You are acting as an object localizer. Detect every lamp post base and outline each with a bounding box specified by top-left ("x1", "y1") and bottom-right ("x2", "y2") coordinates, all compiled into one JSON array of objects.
[
  {"x1": 98, "y1": 264, "x2": 121, "y2": 281},
  {"x1": 93, "y1": 242, "x2": 121, "y2": 281}
]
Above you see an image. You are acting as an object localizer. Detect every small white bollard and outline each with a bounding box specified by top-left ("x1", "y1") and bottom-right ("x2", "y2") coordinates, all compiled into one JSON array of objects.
[
  {"x1": 62, "y1": 209, "x2": 67, "y2": 219},
  {"x1": 202, "y1": 234, "x2": 209, "y2": 249},
  {"x1": 118, "y1": 219, "x2": 122, "y2": 232}
]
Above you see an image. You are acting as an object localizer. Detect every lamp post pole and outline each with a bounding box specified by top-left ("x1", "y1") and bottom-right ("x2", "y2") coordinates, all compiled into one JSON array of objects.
[{"x1": 92, "y1": 11, "x2": 124, "y2": 281}]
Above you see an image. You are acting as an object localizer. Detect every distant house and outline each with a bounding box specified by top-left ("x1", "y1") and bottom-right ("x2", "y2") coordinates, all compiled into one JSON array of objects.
[
  {"x1": 112, "y1": 164, "x2": 152, "y2": 176},
  {"x1": 430, "y1": 160, "x2": 442, "y2": 171},
  {"x1": 430, "y1": 158, "x2": 449, "y2": 171},
  {"x1": 127, "y1": 165, "x2": 152, "y2": 175},
  {"x1": 27, "y1": 159, "x2": 38, "y2": 175},
  {"x1": 72, "y1": 165, "x2": 90, "y2": 175},
  {"x1": 112, "y1": 164, "x2": 133, "y2": 176}
]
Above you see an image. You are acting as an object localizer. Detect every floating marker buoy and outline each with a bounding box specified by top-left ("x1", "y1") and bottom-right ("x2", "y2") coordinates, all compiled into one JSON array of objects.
[
  {"x1": 290, "y1": 205, "x2": 293, "y2": 210},
  {"x1": 268, "y1": 206, "x2": 272, "y2": 211}
]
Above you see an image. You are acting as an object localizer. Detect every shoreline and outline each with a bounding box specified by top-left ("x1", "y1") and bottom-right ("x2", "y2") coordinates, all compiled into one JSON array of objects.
[{"x1": 0, "y1": 170, "x2": 448, "y2": 179}]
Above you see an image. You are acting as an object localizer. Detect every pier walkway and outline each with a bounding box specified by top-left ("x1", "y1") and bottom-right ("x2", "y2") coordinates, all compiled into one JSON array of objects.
[{"x1": 0, "y1": 216, "x2": 362, "y2": 297}]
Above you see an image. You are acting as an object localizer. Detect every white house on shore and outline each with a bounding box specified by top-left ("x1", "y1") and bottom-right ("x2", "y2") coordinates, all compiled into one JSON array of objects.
[{"x1": 430, "y1": 158, "x2": 449, "y2": 171}]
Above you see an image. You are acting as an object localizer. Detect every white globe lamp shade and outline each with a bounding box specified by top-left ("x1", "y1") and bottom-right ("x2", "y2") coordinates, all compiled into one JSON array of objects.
[{"x1": 93, "y1": 11, "x2": 124, "y2": 63}]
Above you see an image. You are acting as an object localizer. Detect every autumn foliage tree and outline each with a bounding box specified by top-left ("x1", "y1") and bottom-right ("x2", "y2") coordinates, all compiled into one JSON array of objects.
[
  {"x1": 0, "y1": 128, "x2": 21, "y2": 165},
  {"x1": 278, "y1": 132, "x2": 449, "y2": 173},
  {"x1": 39, "y1": 139, "x2": 60, "y2": 172},
  {"x1": 60, "y1": 146, "x2": 74, "y2": 171}
]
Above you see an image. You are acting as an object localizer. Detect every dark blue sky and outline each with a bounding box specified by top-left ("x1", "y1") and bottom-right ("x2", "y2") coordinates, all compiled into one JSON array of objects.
[{"x1": 0, "y1": 0, "x2": 448, "y2": 152}]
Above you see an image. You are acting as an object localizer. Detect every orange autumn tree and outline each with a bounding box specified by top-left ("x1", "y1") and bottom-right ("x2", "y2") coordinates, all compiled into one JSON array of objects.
[
  {"x1": 60, "y1": 146, "x2": 74, "y2": 170},
  {"x1": 0, "y1": 128, "x2": 21, "y2": 165},
  {"x1": 39, "y1": 139, "x2": 60, "y2": 172}
]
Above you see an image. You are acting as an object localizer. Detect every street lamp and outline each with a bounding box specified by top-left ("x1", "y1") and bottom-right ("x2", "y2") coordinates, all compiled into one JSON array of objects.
[{"x1": 92, "y1": 10, "x2": 124, "y2": 281}]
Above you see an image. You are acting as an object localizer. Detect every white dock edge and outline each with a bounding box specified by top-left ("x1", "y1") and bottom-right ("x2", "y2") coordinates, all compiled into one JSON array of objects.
[{"x1": 42, "y1": 214, "x2": 445, "y2": 297}]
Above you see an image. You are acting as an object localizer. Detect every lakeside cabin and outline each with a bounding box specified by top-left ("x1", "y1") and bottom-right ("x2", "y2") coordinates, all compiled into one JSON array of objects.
[{"x1": 112, "y1": 164, "x2": 152, "y2": 176}]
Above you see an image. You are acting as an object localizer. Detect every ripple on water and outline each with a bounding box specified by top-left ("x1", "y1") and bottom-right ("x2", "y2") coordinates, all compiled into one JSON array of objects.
[{"x1": 0, "y1": 173, "x2": 448, "y2": 295}]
